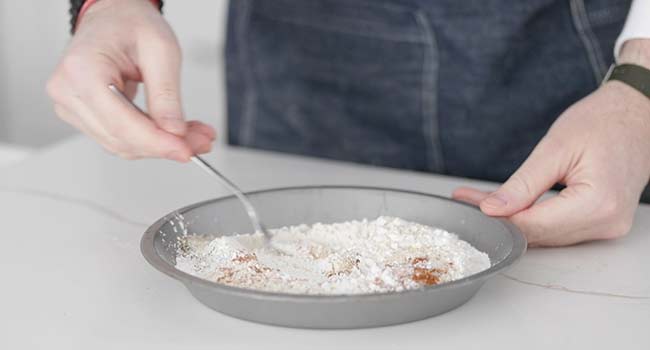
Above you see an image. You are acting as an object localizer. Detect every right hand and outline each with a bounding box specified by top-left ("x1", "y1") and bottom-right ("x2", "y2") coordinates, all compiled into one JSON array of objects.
[{"x1": 47, "y1": 0, "x2": 215, "y2": 162}]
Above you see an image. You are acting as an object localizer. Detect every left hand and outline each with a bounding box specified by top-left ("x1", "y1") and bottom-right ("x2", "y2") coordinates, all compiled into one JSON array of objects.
[{"x1": 453, "y1": 40, "x2": 650, "y2": 246}]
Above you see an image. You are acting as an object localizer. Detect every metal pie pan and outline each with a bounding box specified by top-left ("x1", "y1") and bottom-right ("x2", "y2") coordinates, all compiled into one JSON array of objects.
[{"x1": 141, "y1": 186, "x2": 526, "y2": 329}]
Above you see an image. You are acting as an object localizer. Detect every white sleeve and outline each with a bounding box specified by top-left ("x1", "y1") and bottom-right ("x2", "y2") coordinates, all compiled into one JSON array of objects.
[{"x1": 614, "y1": 0, "x2": 650, "y2": 61}]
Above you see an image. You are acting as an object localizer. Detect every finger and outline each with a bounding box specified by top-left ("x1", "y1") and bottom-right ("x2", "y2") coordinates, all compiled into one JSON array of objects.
[
  {"x1": 480, "y1": 138, "x2": 567, "y2": 217},
  {"x1": 87, "y1": 84, "x2": 193, "y2": 161},
  {"x1": 187, "y1": 120, "x2": 216, "y2": 140},
  {"x1": 54, "y1": 103, "x2": 92, "y2": 137},
  {"x1": 50, "y1": 51, "x2": 136, "y2": 150},
  {"x1": 138, "y1": 38, "x2": 186, "y2": 136},
  {"x1": 58, "y1": 83, "x2": 129, "y2": 150},
  {"x1": 185, "y1": 121, "x2": 216, "y2": 154},
  {"x1": 185, "y1": 130, "x2": 213, "y2": 154},
  {"x1": 124, "y1": 80, "x2": 139, "y2": 101},
  {"x1": 186, "y1": 121, "x2": 216, "y2": 154},
  {"x1": 509, "y1": 183, "x2": 599, "y2": 246},
  {"x1": 54, "y1": 103, "x2": 124, "y2": 155},
  {"x1": 452, "y1": 187, "x2": 490, "y2": 206},
  {"x1": 55, "y1": 94, "x2": 119, "y2": 144},
  {"x1": 510, "y1": 188, "x2": 587, "y2": 246}
]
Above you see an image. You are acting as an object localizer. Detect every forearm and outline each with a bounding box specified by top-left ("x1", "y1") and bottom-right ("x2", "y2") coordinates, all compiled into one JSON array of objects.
[
  {"x1": 608, "y1": 39, "x2": 650, "y2": 130},
  {"x1": 609, "y1": 39, "x2": 650, "y2": 158}
]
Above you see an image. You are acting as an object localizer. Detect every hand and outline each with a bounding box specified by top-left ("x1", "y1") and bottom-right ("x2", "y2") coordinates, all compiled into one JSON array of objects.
[
  {"x1": 46, "y1": 0, "x2": 215, "y2": 162},
  {"x1": 453, "y1": 40, "x2": 650, "y2": 246}
]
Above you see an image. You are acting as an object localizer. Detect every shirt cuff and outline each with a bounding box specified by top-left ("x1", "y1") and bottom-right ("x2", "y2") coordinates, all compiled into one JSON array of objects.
[{"x1": 614, "y1": 0, "x2": 650, "y2": 62}]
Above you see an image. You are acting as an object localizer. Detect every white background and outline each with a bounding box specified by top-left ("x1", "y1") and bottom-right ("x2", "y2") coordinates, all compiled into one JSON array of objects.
[{"x1": 0, "y1": 0, "x2": 229, "y2": 148}]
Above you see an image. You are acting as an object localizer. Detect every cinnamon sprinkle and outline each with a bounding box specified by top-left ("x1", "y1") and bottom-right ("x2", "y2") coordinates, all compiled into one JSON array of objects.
[{"x1": 412, "y1": 267, "x2": 444, "y2": 285}]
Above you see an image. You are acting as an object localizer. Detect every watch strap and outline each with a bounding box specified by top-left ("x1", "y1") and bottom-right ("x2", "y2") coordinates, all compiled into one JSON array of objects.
[{"x1": 604, "y1": 63, "x2": 650, "y2": 99}]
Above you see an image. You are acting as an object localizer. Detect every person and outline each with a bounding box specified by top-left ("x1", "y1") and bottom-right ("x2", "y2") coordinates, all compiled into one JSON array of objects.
[{"x1": 48, "y1": 0, "x2": 650, "y2": 246}]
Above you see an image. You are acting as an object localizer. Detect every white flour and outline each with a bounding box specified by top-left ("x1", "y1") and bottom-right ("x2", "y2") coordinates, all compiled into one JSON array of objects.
[{"x1": 175, "y1": 216, "x2": 490, "y2": 295}]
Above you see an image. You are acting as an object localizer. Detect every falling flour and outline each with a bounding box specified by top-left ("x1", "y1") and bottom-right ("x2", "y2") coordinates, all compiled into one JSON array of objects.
[{"x1": 175, "y1": 216, "x2": 490, "y2": 295}]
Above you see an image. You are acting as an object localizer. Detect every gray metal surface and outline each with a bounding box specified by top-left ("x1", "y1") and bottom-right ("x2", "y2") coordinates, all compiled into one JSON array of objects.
[{"x1": 141, "y1": 186, "x2": 526, "y2": 329}]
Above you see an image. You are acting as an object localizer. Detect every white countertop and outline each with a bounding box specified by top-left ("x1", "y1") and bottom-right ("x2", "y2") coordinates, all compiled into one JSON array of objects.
[
  {"x1": 0, "y1": 143, "x2": 32, "y2": 167},
  {"x1": 0, "y1": 136, "x2": 648, "y2": 349}
]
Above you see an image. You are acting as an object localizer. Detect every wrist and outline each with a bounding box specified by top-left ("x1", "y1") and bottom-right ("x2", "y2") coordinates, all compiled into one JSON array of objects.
[
  {"x1": 601, "y1": 81, "x2": 650, "y2": 137},
  {"x1": 618, "y1": 39, "x2": 650, "y2": 70},
  {"x1": 74, "y1": 0, "x2": 161, "y2": 32}
]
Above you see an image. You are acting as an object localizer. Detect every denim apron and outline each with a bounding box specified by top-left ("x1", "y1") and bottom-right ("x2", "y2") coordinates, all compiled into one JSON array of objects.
[{"x1": 225, "y1": 0, "x2": 648, "y2": 201}]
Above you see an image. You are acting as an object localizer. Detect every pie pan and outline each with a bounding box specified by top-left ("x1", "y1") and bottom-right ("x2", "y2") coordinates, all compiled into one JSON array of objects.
[{"x1": 141, "y1": 186, "x2": 526, "y2": 328}]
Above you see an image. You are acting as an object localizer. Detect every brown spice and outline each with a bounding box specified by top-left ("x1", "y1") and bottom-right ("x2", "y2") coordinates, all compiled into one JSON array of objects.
[
  {"x1": 412, "y1": 267, "x2": 444, "y2": 285},
  {"x1": 215, "y1": 268, "x2": 235, "y2": 284},
  {"x1": 249, "y1": 265, "x2": 272, "y2": 274},
  {"x1": 411, "y1": 257, "x2": 428, "y2": 265},
  {"x1": 232, "y1": 253, "x2": 257, "y2": 263}
]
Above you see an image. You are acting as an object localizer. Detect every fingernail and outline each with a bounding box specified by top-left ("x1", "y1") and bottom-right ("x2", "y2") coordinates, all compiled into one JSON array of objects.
[
  {"x1": 167, "y1": 151, "x2": 189, "y2": 162},
  {"x1": 159, "y1": 118, "x2": 187, "y2": 136},
  {"x1": 482, "y1": 193, "x2": 508, "y2": 209}
]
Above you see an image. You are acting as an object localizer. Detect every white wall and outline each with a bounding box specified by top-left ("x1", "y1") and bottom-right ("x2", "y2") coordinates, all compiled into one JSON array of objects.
[
  {"x1": 0, "y1": 0, "x2": 228, "y2": 148},
  {"x1": 0, "y1": 1, "x2": 72, "y2": 146}
]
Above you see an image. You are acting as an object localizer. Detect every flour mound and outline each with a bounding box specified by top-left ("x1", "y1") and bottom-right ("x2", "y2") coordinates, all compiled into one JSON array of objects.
[{"x1": 175, "y1": 216, "x2": 490, "y2": 295}]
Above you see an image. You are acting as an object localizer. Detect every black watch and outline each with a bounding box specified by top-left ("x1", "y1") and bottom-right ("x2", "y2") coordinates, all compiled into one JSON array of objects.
[{"x1": 603, "y1": 63, "x2": 650, "y2": 99}]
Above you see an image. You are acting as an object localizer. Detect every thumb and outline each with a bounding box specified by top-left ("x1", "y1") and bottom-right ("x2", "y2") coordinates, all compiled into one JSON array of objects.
[
  {"x1": 480, "y1": 138, "x2": 566, "y2": 216},
  {"x1": 139, "y1": 39, "x2": 186, "y2": 136}
]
